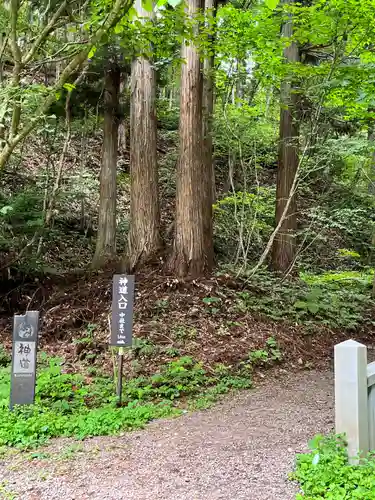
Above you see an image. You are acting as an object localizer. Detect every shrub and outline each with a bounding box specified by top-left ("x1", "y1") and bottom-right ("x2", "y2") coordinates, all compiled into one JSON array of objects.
[{"x1": 214, "y1": 187, "x2": 275, "y2": 262}]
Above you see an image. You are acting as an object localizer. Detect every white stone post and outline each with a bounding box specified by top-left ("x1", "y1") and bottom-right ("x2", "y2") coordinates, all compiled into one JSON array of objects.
[{"x1": 334, "y1": 339, "x2": 369, "y2": 463}]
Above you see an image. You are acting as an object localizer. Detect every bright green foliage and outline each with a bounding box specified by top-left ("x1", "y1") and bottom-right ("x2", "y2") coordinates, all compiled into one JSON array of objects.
[
  {"x1": 214, "y1": 188, "x2": 275, "y2": 261},
  {"x1": 215, "y1": 4, "x2": 284, "y2": 87},
  {"x1": 291, "y1": 434, "x2": 375, "y2": 499},
  {"x1": 233, "y1": 270, "x2": 374, "y2": 329},
  {"x1": 0, "y1": 355, "x2": 252, "y2": 448}
]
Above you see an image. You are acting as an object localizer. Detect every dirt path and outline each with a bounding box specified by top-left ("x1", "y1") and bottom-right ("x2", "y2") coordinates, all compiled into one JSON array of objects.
[{"x1": 1, "y1": 370, "x2": 334, "y2": 500}]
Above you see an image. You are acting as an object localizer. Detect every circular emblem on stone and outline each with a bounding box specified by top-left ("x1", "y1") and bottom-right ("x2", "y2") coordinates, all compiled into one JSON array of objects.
[{"x1": 18, "y1": 322, "x2": 34, "y2": 339}]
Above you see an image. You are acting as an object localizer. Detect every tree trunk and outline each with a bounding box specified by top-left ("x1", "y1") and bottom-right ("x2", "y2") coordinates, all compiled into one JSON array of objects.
[
  {"x1": 169, "y1": 0, "x2": 214, "y2": 277},
  {"x1": 368, "y1": 113, "x2": 375, "y2": 280},
  {"x1": 126, "y1": 0, "x2": 161, "y2": 271},
  {"x1": 368, "y1": 113, "x2": 375, "y2": 194},
  {"x1": 92, "y1": 60, "x2": 120, "y2": 269},
  {"x1": 271, "y1": 0, "x2": 300, "y2": 273},
  {"x1": 118, "y1": 75, "x2": 130, "y2": 152},
  {"x1": 202, "y1": 0, "x2": 217, "y2": 205}
]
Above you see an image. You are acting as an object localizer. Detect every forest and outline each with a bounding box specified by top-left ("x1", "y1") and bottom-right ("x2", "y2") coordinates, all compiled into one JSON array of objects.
[
  {"x1": 0, "y1": 0, "x2": 374, "y2": 496},
  {"x1": 0, "y1": 0, "x2": 374, "y2": 312}
]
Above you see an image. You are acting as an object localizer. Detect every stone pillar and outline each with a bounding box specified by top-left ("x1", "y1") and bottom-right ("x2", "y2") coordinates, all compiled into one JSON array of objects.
[{"x1": 334, "y1": 339, "x2": 369, "y2": 464}]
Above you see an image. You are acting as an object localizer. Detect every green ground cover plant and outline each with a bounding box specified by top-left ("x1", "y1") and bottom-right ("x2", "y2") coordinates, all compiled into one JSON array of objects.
[
  {"x1": 291, "y1": 434, "x2": 375, "y2": 499},
  {"x1": 233, "y1": 269, "x2": 374, "y2": 330},
  {"x1": 0, "y1": 352, "x2": 258, "y2": 449}
]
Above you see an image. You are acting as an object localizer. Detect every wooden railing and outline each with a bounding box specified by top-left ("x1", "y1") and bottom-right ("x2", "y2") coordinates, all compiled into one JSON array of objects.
[{"x1": 335, "y1": 339, "x2": 375, "y2": 463}]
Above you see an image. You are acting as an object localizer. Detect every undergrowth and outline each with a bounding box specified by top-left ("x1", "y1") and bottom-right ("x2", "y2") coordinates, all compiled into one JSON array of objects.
[
  {"x1": 291, "y1": 434, "x2": 375, "y2": 499},
  {"x1": 232, "y1": 269, "x2": 374, "y2": 330},
  {"x1": 0, "y1": 347, "x2": 268, "y2": 449}
]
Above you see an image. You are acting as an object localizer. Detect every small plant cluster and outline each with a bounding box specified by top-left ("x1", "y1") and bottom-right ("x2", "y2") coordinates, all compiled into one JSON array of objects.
[
  {"x1": 291, "y1": 434, "x2": 375, "y2": 499},
  {"x1": 0, "y1": 481, "x2": 16, "y2": 500},
  {"x1": 234, "y1": 269, "x2": 374, "y2": 330},
  {"x1": 0, "y1": 350, "x2": 257, "y2": 449},
  {"x1": 244, "y1": 337, "x2": 282, "y2": 367}
]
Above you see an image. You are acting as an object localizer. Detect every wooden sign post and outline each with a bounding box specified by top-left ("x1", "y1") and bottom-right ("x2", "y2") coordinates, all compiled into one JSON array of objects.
[{"x1": 111, "y1": 275, "x2": 135, "y2": 404}]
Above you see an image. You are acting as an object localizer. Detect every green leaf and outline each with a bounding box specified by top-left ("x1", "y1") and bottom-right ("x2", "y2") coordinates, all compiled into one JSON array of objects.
[
  {"x1": 142, "y1": 0, "x2": 153, "y2": 11},
  {"x1": 88, "y1": 46, "x2": 97, "y2": 59},
  {"x1": 0, "y1": 206, "x2": 13, "y2": 215},
  {"x1": 202, "y1": 297, "x2": 221, "y2": 304},
  {"x1": 127, "y1": 6, "x2": 138, "y2": 20},
  {"x1": 294, "y1": 300, "x2": 307, "y2": 309},
  {"x1": 312, "y1": 453, "x2": 320, "y2": 465},
  {"x1": 63, "y1": 83, "x2": 76, "y2": 92},
  {"x1": 307, "y1": 303, "x2": 319, "y2": 314},
  {"x1": 265, "y1": 0, "x2": 279, "y2": 9}
]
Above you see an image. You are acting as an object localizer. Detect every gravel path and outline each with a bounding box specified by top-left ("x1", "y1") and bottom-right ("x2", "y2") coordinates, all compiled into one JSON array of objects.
[{"x1": 1, "y1": 370, "x2": 334, "y2": 500}]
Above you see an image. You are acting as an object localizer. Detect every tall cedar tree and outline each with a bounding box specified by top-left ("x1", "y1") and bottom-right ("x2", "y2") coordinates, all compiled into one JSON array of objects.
[
  {"x1": 169, "y1": 0, "x2": 214, "y2": 277},
  {"x1": 127, "y1": 0, "x2": 161, "y2": 271},
  {"x1": 202, "y1": 0, "x2": 218, "y2": 205},
  {"x1": 92, "y1": 58, "x2": 120, "y2": 268},
  {"x1": 271, "y1": 0, "x2": 300, "y2": 272}
]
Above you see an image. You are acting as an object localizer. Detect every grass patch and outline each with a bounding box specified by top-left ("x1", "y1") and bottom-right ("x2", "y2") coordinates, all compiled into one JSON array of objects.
[
  {"x1": 0, "y1": 352, "x2": 256, "y2": 449},
  {"x1": 291, "y1": 434, "x2": 375, "y2": 499}
]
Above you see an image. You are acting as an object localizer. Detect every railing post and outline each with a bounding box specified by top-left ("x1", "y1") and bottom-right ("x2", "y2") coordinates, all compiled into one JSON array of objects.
[
  {"x1": 368, "y1": 385, "x2": 375, "y2": 451},
  {"x1": 367, "y1": 362, "x2": 375, "y2": 452},
  {"x1": 334, "y1": 339, "x2": 369, "y2": 463}
]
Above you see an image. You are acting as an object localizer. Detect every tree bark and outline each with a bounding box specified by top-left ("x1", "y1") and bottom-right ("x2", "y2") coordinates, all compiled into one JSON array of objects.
[
  {"x1": 271, "y1": 0, "x2": 300, "y2": 273},
  {"x1": 368, "y1": 113, "x2": 375, "y2": 290},
  {"x1": 368, "y1": 113, "x2": 375, "y2": 195},
  {"x1": 126, "y1": 0, "x2": 161, "y2": 271},
  {"x1": 202, "y1": 0, "x2": 217, "y2": 205},
  {"x1": 169, "y1": 0, "x2": 214, "y2": 277},
  {"x1": 92, "y1": 60, "x2": 120, "y2": 269}
]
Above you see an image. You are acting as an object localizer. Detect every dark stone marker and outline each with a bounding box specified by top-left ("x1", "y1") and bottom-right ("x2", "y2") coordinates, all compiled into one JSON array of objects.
[
  {"x1": 110, "y1": 275, "x2": 135, "y2": 347},
  {"x1": 10, "y1": 311, "x2": 39, "y2": 409}
]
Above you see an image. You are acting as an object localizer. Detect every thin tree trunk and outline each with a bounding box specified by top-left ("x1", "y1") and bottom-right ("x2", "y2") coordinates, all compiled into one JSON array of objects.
[
  {"x1": 0, "y1": 33, "x2": 6, "y2": 149},
  {"x1": 118, "y1": 75, "x2": 129, "y2": 151},
  {"x1": 169, "y1": 87, "x2": 174, "y2": 110},
  {"x1": 271, "y1": 0, "x2": 300, "y2": 272},
  {"x1": 9, "y1": 0, "x2": 22, "y2": 141},
  {"x1": 0, "y1": 0, "x2": 133, "y2": 171},
  {"x1": 169, "y1": 0, "x2": 214, "y2": 277},
  {"x1": 202, "y1": 0, "x2": 217, "y2": 205},
  {"x1": 368, "y1": 113, "x2": 375, "y2": 287},
  {"x1": 368, "y1": 113, "x2": 375, "y2": 194},
  {"x1": 126, "y1": 0, "x2": 161, "y2": 271},
  {"x1": 92, "y1": 59, "x2": 120, "y2": 269}
]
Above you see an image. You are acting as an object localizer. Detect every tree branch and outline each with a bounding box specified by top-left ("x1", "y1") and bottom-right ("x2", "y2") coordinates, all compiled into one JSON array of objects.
[
  {"x1": 9, "y1": 0, "x2": 22, "y2": 139},
  {"x1": 0, "y1": 0, "x2": 134, "y2": 171},
  {"x1": 23, "y1": 1, "x2": 70, "y2": 66}
]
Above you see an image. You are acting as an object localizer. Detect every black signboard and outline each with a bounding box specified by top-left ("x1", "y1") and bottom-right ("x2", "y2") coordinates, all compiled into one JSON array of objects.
[
  {"x1": 110, "y1": 275, "x2": 135, "y2": 347},
  {"x1": 10, "y1": 311, "x2": 39, "y2": 409}
]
